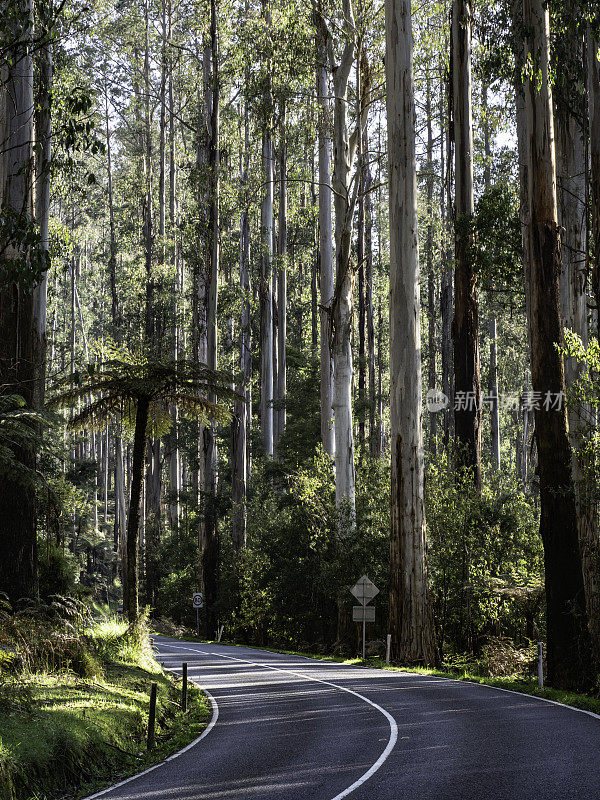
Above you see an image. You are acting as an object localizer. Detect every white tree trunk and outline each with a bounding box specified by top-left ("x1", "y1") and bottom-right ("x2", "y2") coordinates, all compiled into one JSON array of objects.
[
  {"x1": 385, "y1": 0, "x2": 436, "y2": 665},
  {"x1": 330, "y1": 0, "x2": 356, "y2": 510},
  {"x1": 316, "y1": 31, "x2": 335, "y2": 458}
]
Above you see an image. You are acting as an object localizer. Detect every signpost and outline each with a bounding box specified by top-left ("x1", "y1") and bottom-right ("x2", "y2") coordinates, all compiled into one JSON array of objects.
[
  {"x1": 352, "y1": 606, "x2": 375, "y2": 623},
  {"x1": 192, "y1": 592, "x2": 204, "y2": 637},
  {"x1": 350, "y1": 575, "x2": 379, "y2": 663}
]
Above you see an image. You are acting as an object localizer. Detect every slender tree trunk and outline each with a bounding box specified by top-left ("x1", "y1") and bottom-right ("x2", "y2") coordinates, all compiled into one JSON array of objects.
[
  {"x1": 440, "y1": 68, "x2": 454, "y2": 451},
  {"x1": 586, "y1": 24, "x2": 600, "y2": 656},
  {"x1": 426, "y1": 75, "x2": 437, "y2": 458},
  {"x1": 260, "y1": 0, "x2": 274, "y2": 457},
  {"x1": 33, "y1": 0, "x2": 52, "y2": 411},
  {"x1": 356, "y1": 45, "x2": 366, "y2": 449},
  {"x1": 276, "y1": 98, "x2": 287, "y2": 452},
  {"x1": 199, "y1": 0, "x2": 220, "y2": 638},
  {"x1": 452, "y1": 0, "x2": 481, "y2": 488},
  {"x1": 489, "y1": 317, "x2": 500, "y2": 469},
  {"x1": 555, "y1": 70, "x2": 599, "y2": 655},
  {"x1": 167, "y1": 8, "x2": 181, "y2": 530},
  {"x1": 126, "y1": 398, "x2": 150, "y2": 623},
  {"x1": 103, "y1": 78, "x2": 128, "y2": 603},
  {"x1": 331, "y1": 0, "x2": 357, "y2": 510},
  {"x1": 481, "y1": 82, "x2": 500, "y2": 470},
  {"x1": 232, "y1": 91, "x2": 251, "y2": 551},
  {"x1": 522, "y1": 0, "x2": 595, "y2": 690},
  {"x1": 192, "y1": 44, "x2": 209, "y2": 511},
  {"x1": 142, "y1": 0, "x2": 162, "y2": 611},
  {"x1": 365, "y1": 147, "x2": 376, "y2": 457},
  {"x1": 316, "y1": 14, "x2": 334, "y2": 458},
  {"x1": 385, "y1": 0, "x2": 436, "y2": 665},
  {"x1": 0, "y1": 0, "x2": 37, "y2": 603}
]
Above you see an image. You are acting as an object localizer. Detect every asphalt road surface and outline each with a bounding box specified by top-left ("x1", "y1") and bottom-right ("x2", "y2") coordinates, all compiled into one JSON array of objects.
[{"x1": 86, "y1": 636, "x2": 600, "y2": 800}]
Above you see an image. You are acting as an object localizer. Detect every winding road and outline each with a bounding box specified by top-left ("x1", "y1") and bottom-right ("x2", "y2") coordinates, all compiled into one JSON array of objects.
[{"x1": 87, "y1": 636, "x2": 600, "y2": 800}]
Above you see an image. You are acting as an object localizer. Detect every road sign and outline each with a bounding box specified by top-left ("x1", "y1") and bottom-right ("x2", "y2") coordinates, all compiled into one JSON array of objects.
[
  {"x1": 192, "y1": 592, "x2": 204, "y2": 609},
  {"x1": 352, "y1": 605, "x2": 375, "y2": 623},
  {"x1": 350, "y1": 575, "x2": 379, "y2": 606},
  {"x1": 350, "y1": 575, "x2": 379, "y2": 663}
]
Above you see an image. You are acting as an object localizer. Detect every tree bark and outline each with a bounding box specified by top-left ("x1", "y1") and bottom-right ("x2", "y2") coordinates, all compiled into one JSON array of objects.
[
  {"x1": 33, "y1": 0, "x2": 52, "y2": 411},
  {"x1": 555, "y1": 67, "x2": 599, "y2": 657},
  {"x1": 260, "y1": 0, "x2": 274, "y2": 457},
  {"x1": 199, "y1": 0, "x2": 220, "y2": 638},
  {"x1": 167, "y1": 6, "x2": 181, "y2": 530},
  {"x1": 385, "y1": 0, "x2": 436, "y2": 665},
  {"x1": 126, "y1": 397, "x2": 150, "y2": 622},
  {"x1": 0, "y1": 0, "x2": 37, "y2": 603},
  {"x1": 440, "y1": 68, "x2": 454, "y2": 451},
  {"x1": 276, "y1": 98, "x2": 287, "y2": 452},
  {"x1": 330, "y1": 0, "x2": 357, "y2": 510},
  {"x1": 426, "y1": 75, "x2": 437, "y2": 458},
  {"x1": 232, "y1": 89, "x2": 251, "y2": 551},
  {"x1": 522, "y1": 0, "x2": 595, "y2": 690},
  {"x1": 452, "y1": 0, "x2": 481, "y2": 489},
  {"x1": 584, "y1": 24, "x2": 600, "y2": 656},
  {"x1": 316, "y1": 13, "x2": 334, "y2": 458},
  {"x1": 356, "y1": 45, "x2": 366, "y2": 449},
  {"x1": 489, "y1": 317, "x2": 500, "y2": 469}
]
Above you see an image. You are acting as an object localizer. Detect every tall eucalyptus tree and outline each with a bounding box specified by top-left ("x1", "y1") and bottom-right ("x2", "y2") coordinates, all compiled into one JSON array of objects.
[{"x1": 385, "y1": 0, "x2": 436, "y2": 665}]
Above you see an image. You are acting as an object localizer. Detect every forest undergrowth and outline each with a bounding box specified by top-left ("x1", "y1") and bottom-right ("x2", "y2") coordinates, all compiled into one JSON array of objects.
[{"x1": 0, "y1": 599, "x2": 210, "y2": 800}]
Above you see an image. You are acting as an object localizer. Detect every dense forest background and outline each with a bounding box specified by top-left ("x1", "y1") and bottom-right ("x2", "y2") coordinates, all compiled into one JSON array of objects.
[{"x1": 2, "y1": 0, "x2": 600, "y2": 692}]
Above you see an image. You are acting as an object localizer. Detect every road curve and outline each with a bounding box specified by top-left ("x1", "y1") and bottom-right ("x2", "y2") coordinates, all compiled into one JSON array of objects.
[{"x1": 86, "y1": 636, "x2": 600, "y2": 800}]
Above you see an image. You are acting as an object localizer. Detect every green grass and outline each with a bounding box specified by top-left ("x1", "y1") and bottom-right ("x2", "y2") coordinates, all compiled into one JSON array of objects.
[
  {"x1": 164, "y1": 633, "x2": 600, "y2": 717},
  {"x1": 0, "y1": 618, "x2": 211, "y2": 800}
]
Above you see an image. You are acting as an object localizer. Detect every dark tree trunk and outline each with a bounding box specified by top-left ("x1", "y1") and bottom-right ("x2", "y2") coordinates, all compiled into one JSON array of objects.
[
  {"x1": 127, "y1": 397, "x2": 150, "y2": 622},
  {"x1": 199, "y1": 0, "x2": 220, "y2": 639},
  {"x1": 522, "y1": 0, "x2": 595, "y2": 690},
  {"x1": 440, "y1": 69, "x2": 454, "y2": 452},
  {"x1": 0, "y1": 2, "x2": 37, "y2": 604},
  {"x1": 452, "y1": 0, "x2": 482, "y2": 489}
]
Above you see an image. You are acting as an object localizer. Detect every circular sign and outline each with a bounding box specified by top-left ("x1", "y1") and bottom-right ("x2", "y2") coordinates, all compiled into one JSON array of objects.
[{"x1": 192, "y1": 592, "x2": 204, "y2": 609}]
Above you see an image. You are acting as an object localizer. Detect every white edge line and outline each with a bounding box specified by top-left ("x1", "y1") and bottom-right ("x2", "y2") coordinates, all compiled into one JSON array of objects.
[
  {"x1": 81, "y1": 682, "x2": 219, "y2": 800},
  {"x1": 159, "y1": 642, "x2": 399, "y2": 800},
  {"x1": 446, "y1": 676, "x2": 600, "y2": 721},
  {"x1": 198, "y1": 639, "x2": 600, "y2": 723}
]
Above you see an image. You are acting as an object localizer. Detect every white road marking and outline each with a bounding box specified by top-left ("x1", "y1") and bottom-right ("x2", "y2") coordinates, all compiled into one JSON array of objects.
[
  {"x1": 159, "y1": 641, "x2": 399, "y2": 800},
  {"x1": 82, "y1": 684, "x2": 219, "y2": 799},
  {"x1": 456, "y1": 678, "x2": 600, "y2": 721}
]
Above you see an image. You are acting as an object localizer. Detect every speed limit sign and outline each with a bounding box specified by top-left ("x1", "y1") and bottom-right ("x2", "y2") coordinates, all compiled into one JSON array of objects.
[{"x1": 192, "y1": 592, "x2": 204, "y2": 609}]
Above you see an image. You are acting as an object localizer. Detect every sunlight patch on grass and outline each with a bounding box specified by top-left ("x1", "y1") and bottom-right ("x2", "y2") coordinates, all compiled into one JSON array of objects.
[{"x1": 0, "y1": 620, "x2": 210, "y2": 800}]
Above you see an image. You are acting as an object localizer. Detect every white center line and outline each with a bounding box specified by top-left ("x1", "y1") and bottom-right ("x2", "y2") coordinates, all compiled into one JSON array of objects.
[{"x1": 160, "y1": 641, "x2": 399, "y2": 800}]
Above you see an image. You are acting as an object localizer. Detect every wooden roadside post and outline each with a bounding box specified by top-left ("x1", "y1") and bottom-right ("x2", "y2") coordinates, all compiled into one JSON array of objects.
[
  {"x1": 182, "y1": 662, "x2": 188, "y2": 712},
  {"x1": 147, "y1": 682, "x2": 157, "y2": 750}
]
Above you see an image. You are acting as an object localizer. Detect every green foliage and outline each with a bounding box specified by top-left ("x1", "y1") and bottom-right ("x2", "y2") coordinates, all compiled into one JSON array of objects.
[
  {"x1": 473, "y1": 181, "x2": 522, "y2": 295},
  {"x1": 51, "y1": 357, "x2": 233, "y2": 433},
  {"x1": 273, "y1": 346, "x2": 321, "y2": 468},
  {"x1": 223, "y1": 454, "x2": 389, "y2": 652},
  {"x1": 0, "y1": 395, "x2": 54, "y2": 490},
  {"x1": 0, "y1": 208, "x2": 49, "y2": 288},
  {"x1": 0, "y1": 610, "x2": 209, "y2": 800},
  {"x1": 38, "y1": 547, "x2": 80, "y2": 600},
  {"x1": 426, "y1": 457, "x2": 543, "y2": 656}
]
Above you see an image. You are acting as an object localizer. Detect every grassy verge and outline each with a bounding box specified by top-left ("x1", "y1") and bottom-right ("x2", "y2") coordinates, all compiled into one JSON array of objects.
[
  {"x1": 0, "y1": 618, "x2": 210, "y2": 800},
  {"x1": 160, "y1": 632, "x2": 600, "y2": 717}
]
